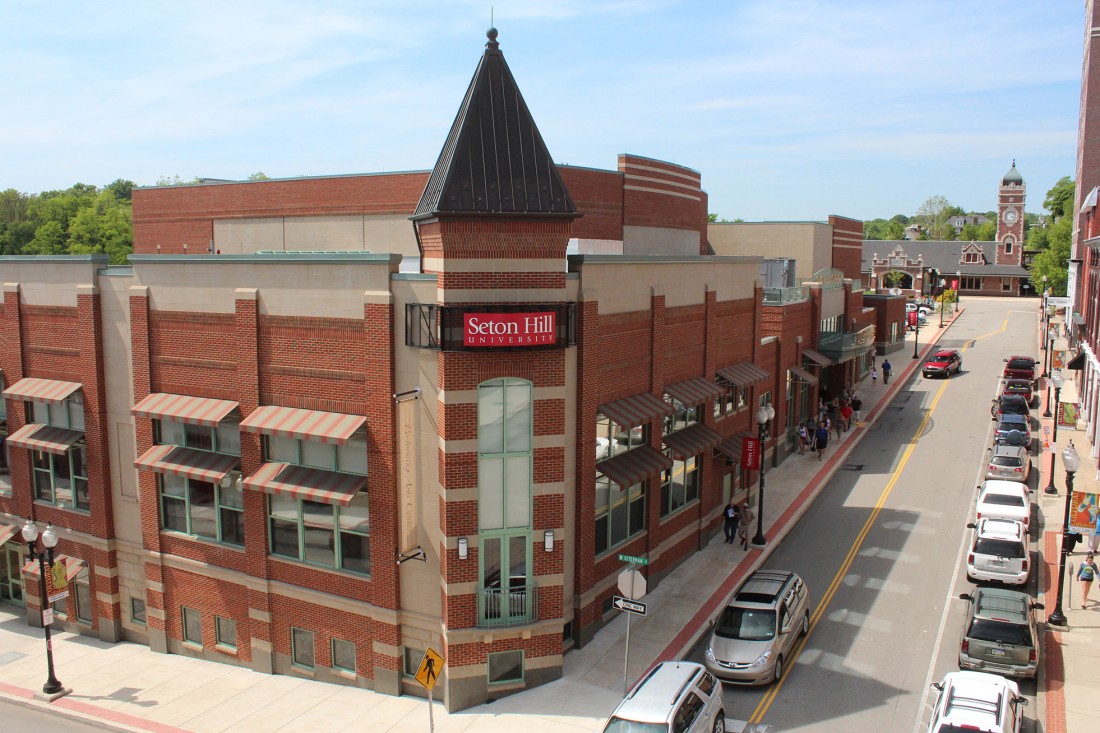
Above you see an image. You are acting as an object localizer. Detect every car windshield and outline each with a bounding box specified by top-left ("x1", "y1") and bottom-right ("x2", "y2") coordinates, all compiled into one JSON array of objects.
[
  {"x1": 715, "y1": 607, "x2": 776, "y2": 641},
  {"x1": 982, "y1": 494, "x2": 1026, "y2": 507},
  {"x1": 968, "y1": 618, "x2": 1031, "y2": 646},
  {"x1": 974, "y1": 538, "x2": 1025, "y2": 557},
  {"x1": 603, "y1": 718, "x2": 668, "y2": 733},
  {"x1": 991, "y1": 456, "x2": 1022, "y2": 467},
  {"x1": 1007, "y1": 359, "x2": 1034, "y2": 371}
]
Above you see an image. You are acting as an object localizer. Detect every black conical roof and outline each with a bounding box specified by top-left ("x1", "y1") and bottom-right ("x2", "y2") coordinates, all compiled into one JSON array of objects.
[
  {"x1": 413, "y1": 28, "x2": 576, "y2": 219},
  {"x1": 1002, "y1": 159, "x2": 1023, "y2": 185}
]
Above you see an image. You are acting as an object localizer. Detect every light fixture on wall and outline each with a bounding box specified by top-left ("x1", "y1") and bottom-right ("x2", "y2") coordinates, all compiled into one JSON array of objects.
[
  {"x1": 457, "y1": 537, "x2": 469, "y2": 561},
  {"x1": 220, "y1": 473, "x2": 233, "y2": 489},
  {"x1": 543, "y1": 530, "x2": 554, "y2": 553}
]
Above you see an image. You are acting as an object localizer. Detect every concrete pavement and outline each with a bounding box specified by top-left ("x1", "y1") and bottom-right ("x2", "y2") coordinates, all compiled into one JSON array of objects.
[{"x1": 0, "y1": 303, "x2": 1082, "y2": 732}]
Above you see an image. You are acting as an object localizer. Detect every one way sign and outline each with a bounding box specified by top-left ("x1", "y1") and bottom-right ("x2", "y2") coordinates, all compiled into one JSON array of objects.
[{"x1": 612, "y1": 595, "x2": 647, "y2": 616}]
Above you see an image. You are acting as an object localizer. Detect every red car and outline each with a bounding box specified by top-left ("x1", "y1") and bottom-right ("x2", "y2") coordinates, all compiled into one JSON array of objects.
[
  {"x1": 1002, "y1": 356, "x2": 1037, "y2": 384},
  {"x1": 923, "y1": 349, "x2": 962, "y2": 378},
  {"x1": 1001, "y1": 378, "x2": 1035, "y2": 406}
]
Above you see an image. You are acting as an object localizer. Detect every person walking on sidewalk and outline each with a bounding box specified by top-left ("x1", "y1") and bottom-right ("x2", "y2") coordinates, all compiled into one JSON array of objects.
[
  {"x1": 833, "y1": 407, "x2": 844, "y2": 441},
  {"x1": 851, "y1": 394, "x2": 862, "y2": 424},
  {"x1": 882, "y1": 359, "x2": 892, "y2": 385},
  {"x1": 722, "y1": 499, "x2": 740, "y2": 544},
  {"x1": 797, "y1": 422, "x2": 809, "y2": 455},
  {"x1": 1079, "y1": 552, "x2": 1098, "y2": 607},
  {"x1": 841, "y1": 400, "x2": 853, "y2": 432},
  {"x1": 871, "y1": 366, "x2": 878, "y2": 386},
  {"x1": 737, "y1": 502, "x2": 754, "y2": 549},
  {"x1": 815, "y1": 420, "x2": 830, "y2": 462}
]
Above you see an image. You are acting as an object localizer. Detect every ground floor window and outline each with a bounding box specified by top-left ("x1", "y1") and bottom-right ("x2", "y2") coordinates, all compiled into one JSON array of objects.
[
  {"x1": 0, "y1": 429, "x2": 10, "y2": 496},
  {"x1": 74, "y1": 579, "x2": 92, "y2": 623},
  {"x1": 403, "y1": 647, "x2": 425, "y2": 678},
  {"x1": 291, "y1": 627, "x2": 315, "y2": 669},
  {"x1": 130, "y1": 597, "x2": 146, "y2": 625},
  {"x1": 332, "y1": 638, "x2": 356, "y2": 673},
  {"x1": 660, "y1": 456, "x2": 700, "y2": 517},
  {"x1": 594, "y1": 473, "x2": 646, "y2": 555},
  {"x1": 216, "y1": 616, "x2": 237, "y2": 650},
  {"x1": 1002, "y1": 277, "x2": 1013, "y2": 292},
  {"x1": 0, "y1": 544, "x2": 24, "y2": 606},
  {"x1": 961, "y1": 276, "x2": 981, "y2": 291},
  {"x1": 182, "y1": 607, "x2": 202, "y2": 646},
  {"x1": 487, "y1": 650, "x2": 524, "y2": 685}
]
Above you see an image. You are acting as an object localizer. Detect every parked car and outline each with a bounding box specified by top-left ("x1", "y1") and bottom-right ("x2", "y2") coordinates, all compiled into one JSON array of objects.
[
  {"x1": 966, "y1": 518, "x2": 1030, "y2": 585},
  {"x1": 1002, "y1": 356, "x2": 1037, "y2": 384},
  {"x1": 991, "y1": 394, "x2": 1031, "y2": 421},
  {"x1": 986, "y1": 444, "x2": 1031, "y2": 482},
  {"x1": 602, "y1": 661, "x2": 725, "y2": 733},
  {"x1": 992, "y1": 415, "x2": 1031, "y2": 449},
  {"x1": 704, "y1": 569, "x2": 810, "y2": 685},
  {"x1": 927, "y1": 670, "x2": 1027, "y2": 733},
  {"x1": 923, "y1": 349, "x2": 962, "y2": 378},
  {"x1": 957, "y1": 587, "x2": 1043, "y2": 680},
  {"x1": 907, "y1": 301, "x2": 935, "y2": 316},
  {"x1": 1000, "y1": 378, "x2": 1035, "y2": 407},
  {"x1": 976, "y1": 480, "x2": 1031, "y2": 531}
]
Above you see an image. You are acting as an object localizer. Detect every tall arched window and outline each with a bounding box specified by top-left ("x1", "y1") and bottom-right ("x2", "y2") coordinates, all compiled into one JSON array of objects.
[{"x1": 477, "y1": 378, "x2": 533, "y2": 625}]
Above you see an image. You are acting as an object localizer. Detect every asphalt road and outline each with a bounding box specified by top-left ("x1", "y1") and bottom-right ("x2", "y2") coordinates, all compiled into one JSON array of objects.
[
  {"x1": 688, "y1": 296, "x2": 1042, "y2": 732},
  {"x1": 0, "y1": 696, "x2": 126, "y2": 732}
]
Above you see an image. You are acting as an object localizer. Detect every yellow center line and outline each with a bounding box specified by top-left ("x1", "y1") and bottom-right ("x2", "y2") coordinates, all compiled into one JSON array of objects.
[{"x1": 748, "y1": 341, "x2": 977, "y2": 723}]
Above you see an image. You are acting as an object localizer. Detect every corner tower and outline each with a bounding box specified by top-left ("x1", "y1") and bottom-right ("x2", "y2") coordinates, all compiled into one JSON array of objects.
[{"x1": 996, "y1": 160, "x2": 1026, "y2": 267}]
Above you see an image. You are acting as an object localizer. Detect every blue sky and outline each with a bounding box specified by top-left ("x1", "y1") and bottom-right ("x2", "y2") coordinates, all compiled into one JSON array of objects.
[{"x1": 0, "y1": 1, "x2": 1083, "y2": 221}]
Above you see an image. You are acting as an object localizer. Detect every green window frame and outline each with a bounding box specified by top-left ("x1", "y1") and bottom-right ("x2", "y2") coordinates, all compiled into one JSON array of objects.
[
  {"x1": 594, "y1": 472, "x2": 646, "y2": 555},
  {"x1": 291, "y1": 627, "x2": 315, "y2": 669},
  {"x1": 32, "y1": 445, "x2": 89, "y2": 510},
  {"x1": 159, "y1": 473, "x2": 244, "y2": 545},
  {"x1": 26, "y1": 397, "x2": 84, "y2": 431},
  {"x1": 663, "y1": 397, "x2": 700, "y2": 435},
  {"x1": 267, "y1": 492, "x2": 370, "y2": 575},
  {"x1": 157, "y1": 418, "x2": 240, "y2": 456},
  {"x1": 263, "y1": 432, "x2": 367, "y2": 476},
  {"x1": 130, "y1": 597, "x2": 146, "y2": 625},
  {"x1": 215, "y1": 616, "x2": 237, "y2": 650},
  {"x1": 659, "y1": 455, "x2": 700, "y2": 517},
  {"x1": 182, "y1": 606, "x2": 202, "y2": 646},
  {"x1": 0, "y1": 425, "x2": 10, "y2": 497},
  {"x1": 487, "y1": 650, "x2": 525, "y2": 685},
  {"x1": 332, "y1": 638, "x2": 356, "y2": 673},
  {"x1": 74, "y1": 580, "x2": 92, "y2": 623},
  {"x1": 402, "y1": 647, "x2": 425, "y2": 678}
]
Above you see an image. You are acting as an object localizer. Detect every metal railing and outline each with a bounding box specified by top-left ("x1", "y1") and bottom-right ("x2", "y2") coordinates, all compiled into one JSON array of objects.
[
  {"x1": 762, "y1": 285, "x2": 810, "y2": 305},
  {"x1": 477, "y1": 584, "x2": 539, "y2": 628}
]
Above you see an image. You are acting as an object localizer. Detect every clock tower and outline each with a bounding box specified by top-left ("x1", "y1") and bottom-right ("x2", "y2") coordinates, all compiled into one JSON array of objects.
[{"x1": 996, "y1": 160, "x2": 1025, "y2": 267}]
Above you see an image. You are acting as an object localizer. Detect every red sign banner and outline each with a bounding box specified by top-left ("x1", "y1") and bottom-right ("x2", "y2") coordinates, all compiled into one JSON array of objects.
[
  {"x1": 741, "y1": 436, "x2": 761, "y2": 470},
  {"x1": 463, "y1": 312, "x2": 556, "y2": 347}
]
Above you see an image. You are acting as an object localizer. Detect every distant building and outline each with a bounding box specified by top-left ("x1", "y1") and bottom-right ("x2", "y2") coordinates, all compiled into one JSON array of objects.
[{"x1": 948, "y1": 214, "x2": 988, "y2": 235}]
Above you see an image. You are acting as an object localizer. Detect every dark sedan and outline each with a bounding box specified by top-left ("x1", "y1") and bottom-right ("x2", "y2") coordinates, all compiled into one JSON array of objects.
[{"x1": 1001, "y1": 378, "x2": 1035, "y2": 406}]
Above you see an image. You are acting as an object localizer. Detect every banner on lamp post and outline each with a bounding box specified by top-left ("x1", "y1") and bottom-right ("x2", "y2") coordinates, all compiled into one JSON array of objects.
[
  {"x1": 741, "y1": 436, "x2": 761, "y2": 471},
  {"x1": 1070, "y1": 491, "x2": 1100, "y2": 535}
]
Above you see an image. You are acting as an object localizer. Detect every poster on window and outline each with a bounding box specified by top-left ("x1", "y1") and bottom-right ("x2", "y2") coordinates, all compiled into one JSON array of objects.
[{"x1": 1070, "y1": 491, "x2": 1100, "y2": 536}]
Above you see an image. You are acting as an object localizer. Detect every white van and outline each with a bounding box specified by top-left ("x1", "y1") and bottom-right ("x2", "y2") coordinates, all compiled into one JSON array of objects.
[{"x1": 602, "y1": 661, "x2": 725, "y2": 733}]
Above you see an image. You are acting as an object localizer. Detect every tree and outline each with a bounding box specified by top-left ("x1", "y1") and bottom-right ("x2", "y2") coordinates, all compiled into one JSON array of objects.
[
  {"x1": 105, "y1": 178, "x2": 134, "y2": 201},
  {"x1": 247, "y1": 171, "x2": 270, "y2": 181},
  {"x1": 67, "y1": 191, "x2": 133, "y2": 264},
  {"x1": 883, "y1": 270, "x2": 907, "y2": 288},
  {"x1": 24, "y1": 220, "x2": 66, "y2": 255},
  {"x1": 915, "y1": 195, "x2": 956, "y2": 240},
  {"x1": 883, "y1": 219, "x2": 906, "y2": 239},
  {"x1": 1030, "y1": 215, "x2": 1072, "y2": 294},
  {"x1": 1043, "y1": 176, "x2": 1075, "y2": 219}
]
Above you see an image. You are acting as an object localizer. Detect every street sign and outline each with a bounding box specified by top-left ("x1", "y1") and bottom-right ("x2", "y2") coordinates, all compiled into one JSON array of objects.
[
  {"x1": 618, "y1": 568, "x2": 647, "y2": 599},
  {"x1": 618, "y1": 553, "x2": 649, "y2": 565},
  {"x1": 612, "y1": 595, "x2": 647, "y2": 616},
  {"x1": 414, "y1": 647, "x2": 445, "y2": 692},
  {"x1": 42, "y1": 609, "x2": 54, "y2": 626}
]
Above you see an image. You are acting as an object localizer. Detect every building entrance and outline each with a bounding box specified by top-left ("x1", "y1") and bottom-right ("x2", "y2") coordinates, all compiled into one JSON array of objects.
[{"x1": 0, "y1": 543, "x2": 25, "y2": 607}]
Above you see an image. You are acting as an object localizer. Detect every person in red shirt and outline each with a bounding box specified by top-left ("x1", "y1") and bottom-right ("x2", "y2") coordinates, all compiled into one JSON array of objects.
[{"x1": 840, "y1": 401, "x2": 853, "y2": 431}]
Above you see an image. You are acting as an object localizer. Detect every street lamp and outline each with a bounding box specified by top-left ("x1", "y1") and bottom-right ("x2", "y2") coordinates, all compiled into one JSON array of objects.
[
  {"x1": 1048, "y1": 441, "x2": 1082, "y2": 627},
  {"x1": 912, "y1": 305, "x2": 921, "y2": 359},
  {"x1": 20, "y1": 519, "x2": 65, "y2": 696},
  {"x1": 1044, "y1": 370, "x2": 1065, "y2": 494},
  {"x1": 1043, "y1": 326, "x2": 1057, "y2": 379},
  {"x1": 939, "y1": 279, "x2": 947, "y2": 328},
  {"x1": 751, "y1": 402, "x2": 776, "y2": 547},
  {"x1": 956, "y1": 271, "x2": 962, "y2": 307}
]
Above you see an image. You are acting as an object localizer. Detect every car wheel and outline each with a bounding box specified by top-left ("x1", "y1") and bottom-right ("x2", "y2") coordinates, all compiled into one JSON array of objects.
[
  {"x1": 712, "y1": 713, "x2": 725, "y2": 733},
  {"x1": 773, "y1": 655, "x2": 784, "y2": 682},
  {"x1": 801, "y1": 612, "x2": 810, "y2": 637}
]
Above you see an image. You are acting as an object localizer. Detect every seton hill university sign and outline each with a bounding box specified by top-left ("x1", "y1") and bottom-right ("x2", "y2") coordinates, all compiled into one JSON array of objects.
[{"x1": 464, "y1": 312, "x2": 557, "y2": 347}]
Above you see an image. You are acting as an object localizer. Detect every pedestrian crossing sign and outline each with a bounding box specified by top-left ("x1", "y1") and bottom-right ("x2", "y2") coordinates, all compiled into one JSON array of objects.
[{"x1": 415, "y1": 647, "x2": 445, "y2": 691}]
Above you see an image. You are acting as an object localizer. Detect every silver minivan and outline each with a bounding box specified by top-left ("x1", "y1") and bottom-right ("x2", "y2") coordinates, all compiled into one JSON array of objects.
[{"x1": 602, "y1": 661, "x2": 725, "y2": 733}]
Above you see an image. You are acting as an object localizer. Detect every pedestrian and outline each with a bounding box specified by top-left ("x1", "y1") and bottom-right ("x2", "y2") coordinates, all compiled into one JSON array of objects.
[
  {"x1": 1079, "y1": 552, "x2": 1098, "y2": 608},
  {"x1": 797, "y1": 422, "x2": 809, "y2": 455},
  {"x1": 882, "y1": 359, "x2": 892, "y2": 385},
  {"x1": 737, "y1": 502, "x2": 754, "y2": 549},
  {"x1": 851, "y1": 395, "x2": 862, "y2": 424},
  {"x1": 841, "y1": 400, "x2": 853, "y2": 431},
  {"x1": 722, "y1": 499, "x2": 740, "y2": 544},
  {"x1": 871, "y1": 366, "x2": 878, "y2": 386},
  {"x1": 815, "y1": 420, "x2": 830, "y2": 462},
  {"x1": 833, "y1": 409, "x2": 843, "y2": 441}
]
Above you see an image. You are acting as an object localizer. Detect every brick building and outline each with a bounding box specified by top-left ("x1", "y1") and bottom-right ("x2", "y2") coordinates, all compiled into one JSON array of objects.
[{"x1": 0, "y1": 30, "x2": 875, "y2": 710}]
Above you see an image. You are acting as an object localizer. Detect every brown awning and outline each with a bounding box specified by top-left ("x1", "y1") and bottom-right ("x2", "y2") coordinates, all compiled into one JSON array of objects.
[
  {"x1": 244, "y1": 462, "x2": 366, "y2": 506},
  {"x1": 596, "y1": 446, "x2": 672, "y2": 487},
  {"x1": 134, "y1": 444, "x2": 239, "y2": 484},
  {"x1": 132, "y1": 393, "x2": 239, "y2": 426},
  {"x1": 714, "y1": 432, "x2": 755, "y2": 463},
  {"x1": 3, "y1": 378, "x2": 81, "y2": 404},
  {"x1": 801, "y1": 349, "x2": 832, "y2": 367},
  {"x1": 597, "y1": 392, "x2": 674, "y2": 430},
  {"x1": 22, "y1": 554, "x2": 86, "y2": 582},
  {"x1": 0, "y1": 524, "x2": 18, "y2": 548},
  {"x1": 6, "y1": 423, "x2": 83, "y2": 455},
  {"x1": 664, "y1": 377, "x2": 725, "y2": 406},
  {"x1": 716, "y1": 362, "x2": 769, "y2": 388},
  {"x1": 789, "y1": 366, "x2": 819, "y2": 386},
  {"x1": 1067, "y1": 351, "x2": 1086, "y2": 371},
  {"x1": 662, "y1": 423, "x2": 722, "y2": 460},
  {"x1": 240, "y1": 405, "x2": 366, "y2": 445}
]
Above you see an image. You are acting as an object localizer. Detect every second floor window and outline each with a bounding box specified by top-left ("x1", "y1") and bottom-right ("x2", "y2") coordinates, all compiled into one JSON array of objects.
[
  {"x1": 158, "y1": 418, "x2": 240, "y2": 456},
  {"x1": 268, "y1": 492, "x2": 371, "y2": 575},
  {"x1": 160, "y1": 473, "x2": 243, "y2": 545},
  {"x1": 33, "y1": 445, "x2": 89, "y2": 510},
  {"x1": 264, "y1": 433, "x2": 368, "y2": 476},
  {"x1": 27, "y1": 396, "x2": 84, "y2": 431}
]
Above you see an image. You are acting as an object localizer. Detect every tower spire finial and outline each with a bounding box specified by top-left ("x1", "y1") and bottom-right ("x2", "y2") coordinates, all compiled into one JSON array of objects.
[{"x1": 486, "y1": 26, "x2": 499, "y2": 51}]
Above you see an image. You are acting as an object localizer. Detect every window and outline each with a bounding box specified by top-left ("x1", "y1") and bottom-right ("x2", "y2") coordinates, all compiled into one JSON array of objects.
[
  {"x1": 660, "y1": 456, "x2": 700, "y2": 517},
  {"x1": 673, "y1": 691, "x2": 705, "y2": 733},
  {"x1": 27, "y1": 396, "x2": 83, "y2": 431},
  {"x1": 74, "y1": 580, "x2": 92, "y2": 623},
  {"x1": 0, "y1": 431, "x2": 10, "y2": 496},
  {"x1": 182, "y1": 607, "x2": 202, "y2": 646},
  {"x1": 1002, "y1": 278, "x2": 1013, "y2": 292},
  {"x1": 487, "y1": 650, "x2": 524, "y2": 685},
  {"x1": 595, "y1": 473, "x2": 646, "y2": 555},
  {"x1": 131, "y1": 597, "x2": 147, "y2": 625},
  {"x1": 264, "y1": 432, "x2": 367, "y2": 476},
  {"x1": 1004, "y1": 237, "x2": 1014, "y2": 254},
  {"x1": 268, "y1": 492, "x2": 370, "y2": 574},
  {"x1": 158, "y1": 418, "x2": 240, "y2": 456},
  {"x1": 714, "y1": 383, "x2": 748, "y2": 419},
  {"x1": 160, "y1": 474, "x2": 244, "y2": 545},
  {"x1": 291, "y1": 627, "x2": 315, "y2": 669},
  {"x1": 32, "y1": 445, "x2": 89, "y2": 510},
  {"x1": 663, "y1": 399, "x2": 700, "y2": 434},
  {"x1": 215, "y1": 616, "x2": 237, "y2": 650},
  {"x1": 596, "y1": 413, "x2": 648, "y2": 460},
  {"x1": 332, "y1": 638, "x2": 356, "y2": 673},
  {"x1": 961, "y1": 276, "x2": 981, "y2": 291},
  {"x1": 403, "y1": 647, "x2": 425, "y2": 678},
  {"x1": 819, "y1": 315, "x2": 840, "y2": 334}
]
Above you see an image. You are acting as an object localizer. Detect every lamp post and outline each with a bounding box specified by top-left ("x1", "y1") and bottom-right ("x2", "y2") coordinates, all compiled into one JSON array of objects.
[
  {"x1": 751, "y1": 402, "x2": 775, "y2": 547},
  {"x1": 956, "y1": 271, "x2": 962, "y2": 307},
  {"x1": 1044, "y1": 370, "x2": 1065, "y2": 494},
  {"x1": 1048, "y1": 441, "x2": 1082, "y2": 627},
  {"x1": 939, "y1": 279, "x2": 947, "y2": 328},
  {"x1": 20, "y1": 519, "x2": 64, "y2": 696},
  {"x1": 912, "y1": 304, "x2": 920, "y2": 359},
  {"x1": 1043, "y1": 326, "x2": 1056, "y2": 379}
]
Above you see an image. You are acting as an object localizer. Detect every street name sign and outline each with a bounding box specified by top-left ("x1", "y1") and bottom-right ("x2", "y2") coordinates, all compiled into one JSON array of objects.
[{"x1": 618, "y1": 553, "x2": 649, "y2": 565}]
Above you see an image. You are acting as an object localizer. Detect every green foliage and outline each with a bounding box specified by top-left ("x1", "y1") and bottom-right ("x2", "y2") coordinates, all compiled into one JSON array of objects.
[
  {"x1": 247, "y1": 171, "x2": 270, "y2": 181},
  {"x1": 1030, "y1": 215, "x2": 1072, "y2": 294},
  {"x1": 25, "y1": 220, "x2": 66, "y2": 255},
  {"x1": 883, "y1": 269, "x2": 907, "y2": 287},
  {"x1": 864, "y1": 215, "x2": 908, "y2": 240},
  {"x1": 0, "y1": 182, "x2": 134, "y2": 263},
  {"x1": 1043, "y1": 176, "x2": 1075, "y2": 219},
  {"x1": 916, "y1": 195, "x2": 956, "y2": 240}
]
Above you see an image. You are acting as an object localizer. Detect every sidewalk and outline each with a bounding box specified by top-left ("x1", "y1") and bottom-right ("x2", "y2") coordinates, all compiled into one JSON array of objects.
[{"x1": 0, "y1": 307, "x2": 1042, "y2": 733}]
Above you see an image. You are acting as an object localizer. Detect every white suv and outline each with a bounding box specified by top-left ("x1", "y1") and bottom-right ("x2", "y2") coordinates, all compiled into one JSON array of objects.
[
  {"x1": 602, "y1": 661, "x2": 725, "y2": 733},
  {"x1": 927, "y1": 671, "x2": 1026, "y2": 733},
  {"x1": 965, "y1": 518, "x2": 1029, "y2": 585}
]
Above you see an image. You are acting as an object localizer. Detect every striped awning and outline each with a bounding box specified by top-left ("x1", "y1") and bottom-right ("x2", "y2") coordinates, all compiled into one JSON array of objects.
[
  {"x1": 132, "y1": 393, "x2": 239, "y2": 426},
  {"x1": 22, "y1": 554, "x2": 86, "y2": 582},
  {"x1": 0, "y1": 524, "x2": 18, "y2": 548},
  {"x1": 801, "y1": 349, "x2": 832, "y2": 368},
  {"x1": 662, "y1": 423, "x2": 722, "y2": 460},
  {"x1": 714, "y1": 432, "x2": 756, "y2": 463},
  {"x1": 5, "y1": 423, "x2": 83, "y2": 455},
  {"x1": 664, "y1": 377, "x2": 725, "y2": 407},
  {"x1": 240, "y1": 405, "x2": 366, "y2": 445},
  {"x1": 596, "y1": 445, "x2": 672, "y2": 488},
  {"x1": 598, "y1": 393, "x2": 674, "y2": 430},
  {"x1": 716, "y1": 362, "x2": 769, "y2": 388},
  {"x1": 134, "y1": 444, "x2": 239, "y2": 484},
  {"x1": 244, "y1": 462, "x2": 365, "y2": 506},
  {"x1": 2, "y1": 378, "x2": 82, "y2": 404},
  {"x1": 789, "y1": 366, "x2": 819, "y2": 386}
]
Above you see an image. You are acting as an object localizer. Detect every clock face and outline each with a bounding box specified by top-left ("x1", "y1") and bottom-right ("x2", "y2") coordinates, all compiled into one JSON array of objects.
[{"x1": 1004, "y1": 209, "x2": 1018, "y2": 224}]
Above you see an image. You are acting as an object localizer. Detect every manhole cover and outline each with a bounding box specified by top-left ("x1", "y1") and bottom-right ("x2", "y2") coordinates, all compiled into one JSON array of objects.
[{"x1": 0, "y1": 651, "x2": 27, "y2": 665}]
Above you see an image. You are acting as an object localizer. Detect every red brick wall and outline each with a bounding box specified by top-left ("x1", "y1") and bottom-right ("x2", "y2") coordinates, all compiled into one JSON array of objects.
[
  {"x1": 559, "y1": 166, "x2": 624, "y2": 241},
  {"x1": 619, "y1": 155, "x2": 706, "y2": 238},
  {"x1": 829, "y1": 215, "x2": 865, "y2": 281}
]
